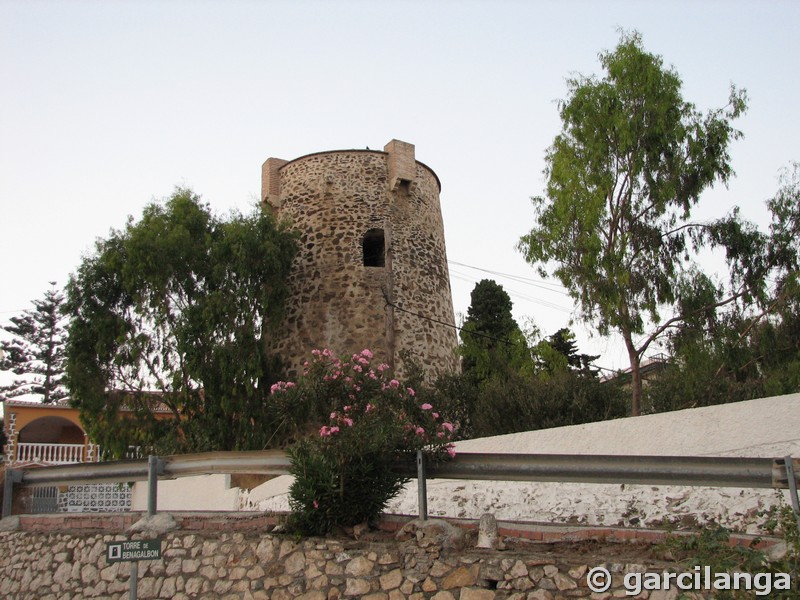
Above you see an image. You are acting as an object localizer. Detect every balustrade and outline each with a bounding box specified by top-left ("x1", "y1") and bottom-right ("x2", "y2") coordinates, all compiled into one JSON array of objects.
[
  {"x1": 14, "y1": 442, "x2": 143, "y2": 465},
  {"x1": 15, "y1": 443, "x2": 87, "y2": 465}
]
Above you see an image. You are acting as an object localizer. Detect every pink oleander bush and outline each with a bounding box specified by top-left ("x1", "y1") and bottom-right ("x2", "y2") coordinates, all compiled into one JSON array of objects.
[{"x1": 271, "y1": 348, "x2": 456, "y2": 535}]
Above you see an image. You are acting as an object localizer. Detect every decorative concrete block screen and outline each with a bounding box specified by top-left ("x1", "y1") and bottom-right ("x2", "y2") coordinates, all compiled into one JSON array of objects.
[{"x1": 29, "y1": 484, "x2": 133, "y2": 514}]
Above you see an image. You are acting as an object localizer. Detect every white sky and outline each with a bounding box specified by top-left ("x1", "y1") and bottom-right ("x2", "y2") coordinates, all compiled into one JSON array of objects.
[{"x1": 1, "y1": 0, "x2": 798, "y2": 373}]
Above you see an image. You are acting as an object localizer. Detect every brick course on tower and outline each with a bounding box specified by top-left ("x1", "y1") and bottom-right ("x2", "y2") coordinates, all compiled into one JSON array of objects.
[{"x1": 262, "y1": 139, "x2": 459, "y2": 379}]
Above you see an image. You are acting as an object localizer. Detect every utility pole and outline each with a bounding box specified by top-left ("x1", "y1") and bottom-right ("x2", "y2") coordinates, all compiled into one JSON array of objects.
[{"x1": 384, "y1": 221, "x2": 396, "y2": 371}]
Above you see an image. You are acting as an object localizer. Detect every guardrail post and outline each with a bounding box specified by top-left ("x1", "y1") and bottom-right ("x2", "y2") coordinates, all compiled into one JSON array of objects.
[
  {"x1": 784, "y1": 456, "x2": 800, "y2": 531},
  {"x1": 416, "y1": 450, "x2": 427, "y2": 521},
  {"x1": 147, "y1": 456, "x2": 160, "y2": 517},
  {"x1": 2, "y1": 468, "x2": 19, "y2": 518}
]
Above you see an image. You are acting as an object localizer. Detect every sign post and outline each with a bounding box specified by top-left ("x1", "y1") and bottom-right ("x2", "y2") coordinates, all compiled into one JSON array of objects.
[
  {"x1": 129, "y1": 562, "x2": 137, "y2": 600},
  {"x1": 106, "y1": 539, "x2": 162, "y2": 600}
]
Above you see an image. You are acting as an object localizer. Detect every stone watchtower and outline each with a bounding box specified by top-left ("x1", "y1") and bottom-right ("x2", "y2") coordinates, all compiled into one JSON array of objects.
[{"x1": 262, "y1": 139, "x2": 459, "y2": 379}]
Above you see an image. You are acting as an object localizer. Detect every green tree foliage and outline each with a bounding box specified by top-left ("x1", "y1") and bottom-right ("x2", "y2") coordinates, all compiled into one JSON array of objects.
[
  {"x1": 426, "y1": 280, "x2": 624, "y2": 438},
  {"x1": 416, "y1": 369, "x2": 480, "y2": 440},
  {"x1": 646, "y1": 165, "x2": 800, "y2": 412},
  {"x1": 422, "y1": 366, "x2": 628, "y2": 440},
  {"x1": 540, "y1": 328, "x2": 600, "y2": 376},
  {"x1": 459, "y1": 279, "x2": 531, "y2": 382},
  {"x1": 518, "y1": 31, "x2": 752, "y2": 415},
  {"x1": 425, "y1": 347, "x2": 625, "y2": 440},
  {"x1": 0, "y1": 283, "x2": 67, "y2": 403},
  {"x1": 64, "y1": 188, "x2": 299, "y2": 455},
  {"x1": 646, "y1": 279, "x2": 800, "y2": 413},
  {"x1": 468, "y1": 370, "x2": 626, "y2": 438}
]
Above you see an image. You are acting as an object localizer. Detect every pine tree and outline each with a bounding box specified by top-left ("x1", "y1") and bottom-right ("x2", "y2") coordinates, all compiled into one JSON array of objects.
[
  {"x1": 459, "y1": 279, "x2": 531, "y2": 382},
  {"x1": 546, "y1": 328, "x2": 600, "y2": 376},
  {"x1": 0, "y1": 283, "x2": 68, "y2": 403}
]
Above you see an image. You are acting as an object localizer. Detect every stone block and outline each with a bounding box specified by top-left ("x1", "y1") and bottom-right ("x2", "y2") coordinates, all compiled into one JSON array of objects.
[
  {"x1": 344, "y1": 577, "x2": 371, "y2": 597},
  {"x1": 296, "y1": 592, "x2": 327, "y2": 600},
  {"x1": 477, "y1": 513, "x2": 499, "y2": 549},
  {"x1": 345, "y1": 556, "x2": 374, "y2": 577},
  {"x1": 442, "y1": 564, "x2": 479, "y2": 589},
  {"x1": 284, "y1": 551, "x2": 306, "y2": 574},
  {"x1": 379, "y1": 568, "x2": 403, "y2": 591},
  {"x1": 554, "y1": 572, "x2": 578, "y2": 590},
  {"x1": 461, "y1": 589, "x2": 497, "y2": 600}
]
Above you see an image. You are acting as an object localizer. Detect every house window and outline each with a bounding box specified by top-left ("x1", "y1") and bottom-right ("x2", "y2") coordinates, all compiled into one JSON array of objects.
[{"x1": 362, "y1": 229, "x2": 385, "y2": 267}]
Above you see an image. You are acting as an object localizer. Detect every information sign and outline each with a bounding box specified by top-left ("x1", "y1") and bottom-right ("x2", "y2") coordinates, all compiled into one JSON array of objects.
[{"x1": 106, "y1": 539, "x2": 162, "y2": 563}]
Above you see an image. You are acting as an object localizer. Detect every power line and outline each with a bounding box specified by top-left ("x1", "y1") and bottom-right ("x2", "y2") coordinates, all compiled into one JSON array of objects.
[
  {"x1": 448, "y1": 260, "x2": 570, "y2": 295},
  {"x1": 449, "y1": 269, "x2": 573, "y2": 314},
  {"x1": 386, "y1": 301, "x2": 514, "y2": 346},
  {"x1": 386, "y1": 300, "x2": 620, "y2": 374}
]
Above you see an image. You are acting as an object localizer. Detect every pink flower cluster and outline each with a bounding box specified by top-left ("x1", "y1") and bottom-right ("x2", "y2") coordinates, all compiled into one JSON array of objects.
[
  {"x1": 307, "y1": 349, "x2": 388, "y2": 385},
  {"x1": 399, "y1": 395, "x2": 457, "y2": 458},
  {"x1": 279, "y1": 348, "x2": 457, "y2": 459},
  {"x1": 269, "y1": 380, "x2": 295, "y2": 394},
  {"x1": 381, "y1": 379, "x2": 401, "y2": 391},
  {"x1": 319, "y1": 425, "x2": 340, "y2": 437},
  {"x1": 318, "y1": 403, "x2": 361, "y2": 437},
  {"x1": 329, "y1": 409, "x2": 354, "y2": 428}
]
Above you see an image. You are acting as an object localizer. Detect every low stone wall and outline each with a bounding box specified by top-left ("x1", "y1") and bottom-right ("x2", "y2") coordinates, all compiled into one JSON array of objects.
[{"x1": 0, "y1": 513, "x2": 747, "y2": 600}]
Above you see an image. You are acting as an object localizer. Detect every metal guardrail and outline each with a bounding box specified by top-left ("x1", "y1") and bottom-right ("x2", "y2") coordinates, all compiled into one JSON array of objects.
[
  {"x1": 3, "y1": 451, "x2": 799, "y2": 520},
  {"x1": 2, "y1": 450, "x2": 292, "y2": 518},
  {"x1": 17, "y1": 450, "x2": 292, "y2": 486},
  {"x1": 425, "y1": 453, "x2": 794, "y2": 489}
]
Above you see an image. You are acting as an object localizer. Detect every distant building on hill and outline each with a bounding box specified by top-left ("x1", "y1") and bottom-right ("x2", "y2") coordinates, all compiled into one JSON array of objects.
[{"x1": 601, "y1": 354, "x2": 669, "y2": 386}]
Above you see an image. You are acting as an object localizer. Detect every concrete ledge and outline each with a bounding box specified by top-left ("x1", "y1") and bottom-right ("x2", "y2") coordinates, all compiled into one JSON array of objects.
[
  {"x1": 6, "y1": 511, "x2": 781, "y2": 550},
  {"x1": 377, "y1": 513, "x2": 781, "y2": 550}
]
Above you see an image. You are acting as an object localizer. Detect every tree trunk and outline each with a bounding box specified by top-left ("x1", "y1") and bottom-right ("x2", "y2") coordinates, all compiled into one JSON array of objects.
[{"x1": 623, "y1": 333, "x2": 643, "y2": 417}]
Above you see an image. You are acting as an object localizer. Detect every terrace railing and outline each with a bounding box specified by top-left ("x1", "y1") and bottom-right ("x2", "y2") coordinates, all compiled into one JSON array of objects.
[{"x1": 14, "y1": 443, "x2": 86, "y2": 466}]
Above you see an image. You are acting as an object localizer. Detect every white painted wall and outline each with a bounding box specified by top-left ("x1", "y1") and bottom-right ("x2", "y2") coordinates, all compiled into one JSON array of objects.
[
  {"x1": 129, "y1": 394, "x2": 800, "y2": 534},
  {"x1": 258, "y1": 393, "x2": 800, "y2": 534},
  {"x1": 131, "y1": 474, "x2": 240, "y2": 512},
  {"x1": 455, "y1": 392, "x2": 800, "y2": 457}
]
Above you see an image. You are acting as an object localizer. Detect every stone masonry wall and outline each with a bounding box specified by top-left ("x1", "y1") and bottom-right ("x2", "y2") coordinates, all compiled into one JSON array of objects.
[
  {"x1": 0, "y1": 513, "x2": 707, "y2": 600},
  {"x1": 262, "y1": 141, "x2": 459, "y2": 380}
]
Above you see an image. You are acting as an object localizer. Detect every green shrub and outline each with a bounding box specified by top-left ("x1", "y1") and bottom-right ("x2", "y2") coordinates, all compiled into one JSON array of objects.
[
  {"x1": 660, "y1": 507, "x2": 799, "y2": 599},
  {"x1": 273, "y1": 349, "x2": 456, "y2": 535},
  {"x1": 435, "y1": 369, "x2": 627, "y2": 439}
]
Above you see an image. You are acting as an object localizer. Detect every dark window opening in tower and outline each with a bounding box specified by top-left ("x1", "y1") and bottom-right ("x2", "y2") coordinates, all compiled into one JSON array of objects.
[{"x1": 363, "y1": 229, "x2": 385, "y2": 267}]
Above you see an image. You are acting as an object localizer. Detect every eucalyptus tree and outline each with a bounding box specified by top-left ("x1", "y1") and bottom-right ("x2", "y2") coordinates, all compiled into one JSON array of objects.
[
  {"x1": 647, "y1": 165, "x2": 800, "y2": 412},
  {"x1": 518, "y1": 31, "x2": 752, "y2": 415}
]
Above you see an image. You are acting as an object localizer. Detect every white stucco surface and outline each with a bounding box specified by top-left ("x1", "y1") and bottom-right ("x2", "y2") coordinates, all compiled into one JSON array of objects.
[
  {"x1": 454, "y1": 393, "x2": 800, "y2": 458},
  {"x1": 254, "y1": 394, "x2": 800, "y2": 534},
  {"x1": 131, "y1": 473, "x2": 240, "y2": 512}
]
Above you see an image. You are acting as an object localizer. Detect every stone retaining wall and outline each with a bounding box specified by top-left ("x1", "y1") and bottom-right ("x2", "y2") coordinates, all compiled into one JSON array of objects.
[{"x1": 0, "y1": 513, "x2": 714, "y2": 600}]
